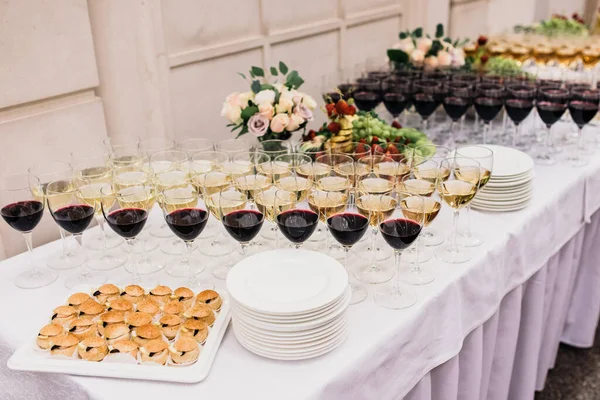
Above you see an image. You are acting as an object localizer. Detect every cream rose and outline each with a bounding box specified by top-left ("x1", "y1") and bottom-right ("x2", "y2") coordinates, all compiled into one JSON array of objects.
[
  {"x1": 286, "y1": 114, "x2": 305, "y2": 132},
  {"x1": 416, "y1": 38, "x2": 433, "y2": 53},
  {"x1": 424, "y1": 56, "x2": 439, "y2": 68},
  {"x1": 394, "y1": 37, "x2": 415, "y2": 53},
  {"x1": 258, "y1": 103, "x2": 275, "y2": 119},
  {"x1": 276, "y1": 94, "x2": 294, "y2": 114},
  {"x1": 220, "y1": 102, "x2": 242, "y2": 124},
  {"x1": 452, "y1": 53, "x2": 466, "y2": 67},
  {"x1": 237, "y1": 91, "x2": 254, "y2": 109},
  {"x1": 437, "y1": 50, "x2": 452, "y2": 67},
  {"x1": 302, "y1": 94, "x2": 317, "y2": 110},
  {"x1": 270, "y1": 113, "x2": 290, "y2": 133},
  {"x1": 254, "y1": 89, "x2": 276, "y2": 105},
  {"x1": 410, "y1": 49, "x2": 425, "y2": 65}
]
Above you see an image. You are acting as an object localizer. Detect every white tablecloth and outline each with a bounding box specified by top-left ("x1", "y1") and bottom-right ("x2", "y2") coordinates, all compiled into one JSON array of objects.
[{"x1": 2, "y1": 140, "x2": 600, "y2": 399}]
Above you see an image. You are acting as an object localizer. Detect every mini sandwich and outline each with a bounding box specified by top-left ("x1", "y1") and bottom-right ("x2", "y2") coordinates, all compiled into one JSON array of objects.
[
  {"x1": 125, "y1": 312, "x2": 153, "y2": 330},
  {"x1": 159, "y1": 314, "x2": 182, "y2": 341},
  {"x1": 37, "y1": 323, "x2": 63, "y2": 350},
  {"x1": 51, "y1": 305, "x2": 78, "y2": 326},
  {"x1": 78, "y1": 336, "x2": 108, "y2": 362},
  {"x1": 50, "y1": 333, "x2": 79, "y2": 357},
  {"x1": 78, "y1": 299, "x2": 106, "y2": 320},
  {"x1": 149, "y1": 285, "x2": 172, "y2": 304},
  {"x1": 169, "y1": 337, "x2": 200, "y2": 365},
  {"x1": 139, "y1": 339, "x2": 168, "y2": 365},
  {"x1": 93, "y1": 283, "x2": 120, "y2": 304},
  {"x1": 172, "y1": 287, "x2": 194, "y2": 309},
  {"x1": 120, "y1": 284, "x2": 145, "y2": 304},
  {"x1": 184, "y1": 304, "x2": 215, "y2": 326},
  {"x1": 179, "y1": 319, "x2": 208, "y2": 344},
  {"x1": 98, "y1": 311, "x2": 126, "y2": 335},
  {"x1": 161, "y1": 300, "x2": 184, "y2": 317},
  {"x1": 67, "y1": 292, "x2": 91, "y2": 309},
  {"x1": 131, "y1": 323, "x2": 162, "y2": 347},
  {"x1": 68, "y1": 317, "x2": 98, "y2": 340},
  {"x1": 108, "y1": 339, "x2": 138, "y2": 359},
  {"x1": 103, "y1": 323, "x2": 130, "y2": 346},
  {"x1": 137, "y1": 299, "x2": 160, "y2": 317},
  {"x1": 106, "y1": 298, "x2": 133, "y2": 314},
  {"x1": 196, "y1": 290, "x2": 222, "y2": 311}
]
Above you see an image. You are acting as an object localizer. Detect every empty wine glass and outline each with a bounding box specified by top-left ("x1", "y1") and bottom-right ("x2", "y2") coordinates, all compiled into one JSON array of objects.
[
  {"x1": 177, "y1": 138, "x2": 214, "y2": 156},
  {"x1": 216, "y1": 139, "x2": 249, "y2": 160}
]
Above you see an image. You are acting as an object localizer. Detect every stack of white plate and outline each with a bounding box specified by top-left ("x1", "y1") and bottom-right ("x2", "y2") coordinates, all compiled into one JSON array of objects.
[
  {"x1": 472, "y1": 145, "x2": 534, "y2": 212},
  {"x1": 226, "y1": 249, "x2": 350, "y2": 361}
]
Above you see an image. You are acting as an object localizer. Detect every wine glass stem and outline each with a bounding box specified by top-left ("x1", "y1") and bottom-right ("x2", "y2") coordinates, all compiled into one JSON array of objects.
[
  {"x1": 464, "y1": 203, "x2": 473, "y2": 237},
  {"x1": 402, "y1": 110, "x2": 408, "y2": 126},
  {"x1": 183, "y1": 240, "x2": 196, "y2": 285},
  {"x1": 512, "y1": 123, "x2": 519, "y2": 148},
  {"x1": 483, "y1": 122, "x2": 490, "y2": 144},
  {"x1": 544, "y1": 125, "x2": 552, "y2": 157},
  {"x1": 344, "y1": 246, "x2": 350, "y2": 270},
  {"x1": 422, "y1": 118, "x2": 429, "y2": 132},
  {"x1": 22, "y1": 232, "x2": 40, "y2": 275},
  {"x1": 126, "y1": 239, "x2": 140, "y2": 282},
  {"x1": 577, "y1": 126, "x2": 585, "y2": 152},
  {"x1": 73, "y1": 234, "x2": 89, "y2": 278},
  {"x1": 370, "y1": 228, "x2": 377, "y2": 264},
  {"x1": 393, "y1": 250, "x2": 403, "y2": 291},
  {"x1": 274, "y1": 224, "x2": 279, "y2": 247},
  {"x1": 411, "y1": 237, "x2": 421, "y2": 272},
  {"x1": 294, "y1": 243, "x2": 303, "y2": 250},
  {"x1": 450, "y1": 210, "x2": 460, "y2": 252},
  {"x1": 450, "y1": 121, "x2": 458, "y2": 146},
  {"x1": 96, "y1": 216, "x2": 107, "y2": 251},
  {"x1": 59, "y1": 227, "x2": 67, "y2": 256},
  {"x1": 240, "y1": 243, "x2": 248, "y2": 257}
]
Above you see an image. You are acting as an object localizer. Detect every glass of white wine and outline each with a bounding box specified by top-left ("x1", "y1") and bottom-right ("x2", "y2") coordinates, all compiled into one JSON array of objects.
[
  {"x1": 410, "y1": 159, "x2": 446, "y2": 247},
  {"x1": 255, "y1": 185, "x2": 296, "y2": 248},
  {"x1": 198, "y1": 171, "x2": 235, "y2": 258},
  {"x1": 190, "y1": 151, "x2": 229, "y2": 231},
  {"x1": 255, "y1": 139, "x2": 293, "y2": 160},
  {"x1": 434, "y1": 157, "x2": 480, "y2": 264},
  {"x1": 274, "y1": 154, "x2": 312, "y2": 202},
  {"x1": 177, "y1": 137, "x2": 214, "y2": 156},
  {"x1": 216, "y1": 138, "x2": 249, "y2": 160}
]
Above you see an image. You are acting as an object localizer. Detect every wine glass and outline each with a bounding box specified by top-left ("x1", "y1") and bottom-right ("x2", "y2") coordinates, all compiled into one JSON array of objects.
[
  {"x1": 216, "y1": 139, "x2": 249, "y2": 159},
  {"x1": 273, "y1": 154, "x2": 312, "y2": 202},
  {"x1": 256, "y1": 139, "x2": 293, "y2": 160},
  {"x1": 454, "y1": 146, "x2": 493, "y2": 247},
  {"x1": 474, "y1": 83, "x2": 505, "y2": 144},
  {"x1": 161, "y1": 184, "x2": 213, "y2": 289},
  {"x1": 105, "y1": 138, "x2": 142, "y2": 169},
  {"x1": 47, "y1": 178, "x2": 105, "y2": 288},
  {"x1": 443, "y1": 82, "x2": 472, "y2": 146},
  {"x1": 326, "y1": 190, "x2": 370, "y2": 304},
  {"x1": 0, "y1": 174, "x2": 58, "y2": 288},
  {"x1": 255, "y1": 185, "x2": 295, "y2": 248},
  {"x1": 177, "y1": 138, "x2": 214, "y2": 156},
  {"x1": 353, "y1": 78, "x2": 381, "y2": 112},
  {"x1": 140, "y1": 137, "x2": 176, "y2": 155},
  {"x1": 534, "y1": 87, "x2": 569, "y2": 165},
  {"x1": 505, "y1": 84, "x2": 536, "y2": 149},
  {"x1": 412, "y1": 144, "x2": 451, "y2": 167},
  {"x1": 434, "y1": 157, "x2": 480, "y2": 263},
  {"x1": 411, "y1": 159, "x2": 447, "y2": 247},
  {"x1": 383, "y1": 77, "x2": 412, "y2": 125},
  {"x1": 275, "y1": 190, "x2": 318, "y2": 249},
  {"x1": 101, "y1": 184, "x2": 156, "y2": 287},
  {"x1": 373, "y1": 189, "x2": 423, "y2": 309},
  {"x1": 413, "y1": 80, "x2": 443, "y2": 132},
  {"x1": 567, "y1": 89, "x2": 599, "y2": 167}
]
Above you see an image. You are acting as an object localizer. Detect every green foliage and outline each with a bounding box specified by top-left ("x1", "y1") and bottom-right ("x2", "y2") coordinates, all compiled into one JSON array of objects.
[
  {"x1": 251, "y1": 66, "x2": 264, "y2": 77},
  {"x1": 270, "y1": 67, "x2": 278, "y2": 76},
  {"x1": 285, "y1": 70, "x2": 304, "y2": 89},
  {"x1": 387, "y1": 49, "x2": 409, "y2": 64},
  {"x1": 426, "y1": 40, "x2": 444, "y2": 57},
  {"x1": 435, "y1": 23, "x2": 444, "y2": 38},
  {"x1": 279, "y1": 61, "x2": 289, "y2": 75},
  {"x1": 251, "y1": 80, "x2": 261, "y2": 94},
  {"x1": 237, "y1": 72, "x2": 246, "y2": 80},
  {"x1": 241, "y1": 105, "x2": 258, "y2": 121},
  {"x1": 412, "y1": 27, "x2": 423, "y2": 38}
]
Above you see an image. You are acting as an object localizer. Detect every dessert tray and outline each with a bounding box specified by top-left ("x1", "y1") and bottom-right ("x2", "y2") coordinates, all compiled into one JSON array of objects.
[{"x1": 7, "y1": 284, "x2": 231, "y2": 383}]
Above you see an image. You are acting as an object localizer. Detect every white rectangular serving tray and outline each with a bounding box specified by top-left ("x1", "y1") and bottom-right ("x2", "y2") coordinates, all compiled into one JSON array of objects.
[{"x1": 7, "y1": 285, "x2": 231, "y2": 383}]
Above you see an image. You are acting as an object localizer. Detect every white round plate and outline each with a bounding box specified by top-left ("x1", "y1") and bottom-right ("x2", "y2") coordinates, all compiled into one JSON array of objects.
[
  {"x1": 226, "y1": 249, "x2": 348, "y2": 315},
  {"x1": 472, "y1": 202, "x2": 530, "y2": 212},
  {"x1": 483, "y1": 145, "x2": 534, "y2": 177},
  {"x1": 233, "y1": 316, "x2": 347, "y2": 345},
  {"x1": 476, "y1": 190, "x2": 533, "y2": 202},
  {"x1": 473, "y1": 194, "x2": 532, "y2": 207},
  {"x1": 233, "y1": 312, "x2": 347, "y2": 340},
  {"x1": 481, "y1": 182, "x2": 533, "y2": 193},
  {"x1": 234, "y1": 325, "x2": 347, "y2": 353},
  {"x1": 488, "y1": 169, "x2": 533, "y2": 180},
  {"x1": 484, "y1": 177, "x2": 533, "y2": 189}
]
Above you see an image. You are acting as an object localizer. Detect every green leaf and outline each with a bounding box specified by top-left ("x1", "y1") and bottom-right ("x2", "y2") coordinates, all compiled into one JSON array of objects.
[
  {"x1": 435, "y1": 23, "x2": 444, "y2": 38},
  {"x1": 426, "y1": 40, "x2": 444, "y2": 57},
  {"x1": 249, "y1": 70, "x2": 255, "y2": 78},
  {"x1": 251, "y1": 66, "x2": 264, "y2": 77},
  {"x1": 399, "y1": 32, "x2": 407, "y2": 40},
  {"x1": 412, "y1": 27, "x2": 423, "y2": 38},
  {"x1": 270, "y1": 67, "x2": 278, "y2": 76},
  {"x1": 285, "y1": 70, "x2": 304, "y2": 89},
  {"x1": 444, "y1": 37, "x2": 452, "y2": 44},
  {"x1": 226, "y1": 123, "x2": 236, "y2": 127},
  {"x1": 237, "y1": 72, "x2": 246, "y2": 80},
  {"x1": 387, "y1": 49, "x2": 409, "y2": 64},
  {"x1": 251, "y1": 80, "x2": 261, "y2": 94},
  {"x1": 260, "y1": 83, "x2": 276, "y2": 91},
  {"x1": 241, "y1": 105, "x2": 258, "y2": 121},
  {"x1": 279, "y1": 61, "x2": 288, "y2": 75},
  {"x1": 230, "y1": 124, "x2": 243, "y2": 132}
]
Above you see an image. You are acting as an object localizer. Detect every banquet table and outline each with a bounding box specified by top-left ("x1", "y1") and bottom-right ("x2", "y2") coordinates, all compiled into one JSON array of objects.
[{"x1": 3, "y1": 131, "x2": 600, "y2": 399}]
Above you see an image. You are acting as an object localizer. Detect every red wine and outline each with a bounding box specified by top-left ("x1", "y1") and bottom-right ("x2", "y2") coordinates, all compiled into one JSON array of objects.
[
  {"x1": 383, "y1": 93, "x2": 407, "y2": 117},
  {"x1": 379, "y1": 218, "x2": 422, "y2": 250},
  {"x1": 413, "y1": 93, "x2": 438, "y2": 118},
  {"x1": 276, "y1": 209, "x2": 319, "y2": 244},
  {"x1": 51, "y1": 205, "x2": 95, "y2": 234},
  {"x1": 105, "y1": 208, "x2": 148, "y2": 238},
  {"x1": 354, "y1": 91, "x2": 380, "y2": 111},
  {"x1": 165, "y1": 208, "x2": 209, "y2": 242},
  {"x1": 537, "y1": 101, "x2": 566, "y2": 126},
  {"x1": 1, "y1": 201, "x2": 44, "y2": 233},
  {"x1": 505, "y1": 99, "x2": 533, "y2": 124},
  {"x1": 327, "y1": 213, "x2": 369, "y2": 247},
  {"x1": 569, "y1": 101, "x2": 598, "y2": 128},
  {"x1": 337, "y1": 83, "x2": 354, "y2": 99},
  {"x1": 222, "y1": 210, "x2": 264, "y2": 243},
  {"x1": 443, "y1": 96, "x2": 470, "y2": 121},
  {"x1": 474, "y1": 97, "x2": 503, "y2": 122},
  {"x1": 367, "y1": 71, "x2": 389, "y2": 80}
]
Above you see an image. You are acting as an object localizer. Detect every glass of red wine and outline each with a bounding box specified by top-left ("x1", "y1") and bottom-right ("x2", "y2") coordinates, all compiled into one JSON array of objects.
[
  {"x1": 382, "y1": 77, "x2": 409, "y2": 123},
  {"x1": 46, "y1": 178, "x2": 104, "y2": 289},
  {"x1": 326, "y1": 190, "x2": 370, "y2": 304},
  {"x1": 443, "y1": 82, "x2": 472, "y2": 146},
  {"x1": 353, "y1": 78, "x2": 382, "y2": 112},
  {"x1": 274, "y1": 190, "x2": 317, "y2": 249},
  {"x1": 0, "y1": 174, "x2": 58, "y2": 289},
  {"x1": 373, "y1": 190, "x2": 424, "y2": 309},
  {"x1": 413, "y1": 80, "x2": 443, "y2": 132},
  {"x1": 473, "y1": 83, "x2": 505, "y2": 144},
  {"x1": 567, "y1": 88, "x2": 599, "y2": 167},
  {"x1": 535, "y1": 88, "x2": 569, "y2": 165},
  {"x1": 505, "y1": 84, "x2": 536, "y2": 149},
  {"x1": 101, "y1": 184, "x2": 155, "y2": 287}
]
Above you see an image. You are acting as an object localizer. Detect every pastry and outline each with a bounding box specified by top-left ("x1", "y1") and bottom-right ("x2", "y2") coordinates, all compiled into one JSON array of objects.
[
  {"x1": 172, "y1": 287, "x2": 194, "y2": 309},
  {"x1": 93, "y1": 283, "x2": 120, "y2": 304},
  {"x1": 68, "y1": 318, "x2": 98, "y2": 340},
  {"x1": 179, "y1": 319, "x2": 208, "y2": 344},
  {"x1": 149, "y1": 285, "x2": 172, "y2": 304},
  {"x1": 131, "y1": 323, "x2": 162, "y2": 347},
  {"x1": 67, "y1": 292, "x2": 91, "y2": 309},
  {"x1": 104, "y1": 323, "x2": 130, "y2": 346},
  {"x1": 78, "y1": 299, "x2": 105, "y2": 320},
  {"x1": 108, "y1": 339, "x2": 138, "y2": 359},
  {"x1": 159, "y1": 314, "x2": 182, "y2": 341},
  {"x1": 37, "y1": 323, "x2": 63, "y2": 350},
  {"x1": 125, "y1": 312, "x2": 153, "y2": 330},
  {"x1": 51, "y1": 305, "x2": 78, "y2": 326},
  {"x1": 139, "y1": 339, "x2": 168, "y2": 365},
  {"x1": 169, "y1": 337, "x2": 200, "y2": 365},
  {"x1": 120, "y1": 284, "x2": 145, "y2": 304},
  {"x1": 50, "y1": 333, "x2": 79, "y2": 357},
  {"x1": 137, "y1": 299, "x2": 160, "y2": 317},
  {"x1": 196, "y1": 290, "x2": 222, "y2": 311},
  {"x1": 78, "y1": 336, "x2": 108, "y2": 362},
  {"x1": 161, "y1": 300, "x2": 184, "y2": 317},
  {"x1": 184, "y1": 304, "x2": 215, "y2": 326},
  {"x1": 98, "y1": 311, "x2": 126, "y2": 335},
  {"x1": 106, "y1": 298, "x2": 133, "y2": 314}
]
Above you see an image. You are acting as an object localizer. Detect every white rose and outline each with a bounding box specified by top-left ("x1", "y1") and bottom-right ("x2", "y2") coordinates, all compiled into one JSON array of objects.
[
  {"x1": 286, "y1": 114, "x2": 305, "y2": 132},
  {"x1": 437, "y1": 50, "x2": 452, "y2": 67},
  {"x1": 410, "y1": 49, "x2": 425, "y2": 65},
  {"x1": 302, "y1": 94, "x2": 317, "y2": 110},
  {"x1": 237, "y1": 91, "x2": 254, "y2": 109},
  {"x1": 274, "y1": 83, "x2": 285, "y2": 93},
  {"x1": 424, "y1": 56, "x2": 438, "y2": 68},
  {"x1": 220, "y1": 102, "x2": 242, "y2": 124},
  {"x1": 452, "y1": 53, "x2": 465, "y2": 67},
  {"x1": 276, "y1": 94, "x2": 294, "y2": 114},
  {"x1": 254, "y1": 89, "x2": 276, "y2": 105},
  {"x1": 258, "y1": 103, "x2": 274, "y2": 119},
  {"x1": 394, "y1": 37, "x2": 415, "y2": 53},
  {"x1": 270, "y1": 113, "x2": 290, "y2": 133},
  {"x1": 416, "y1": 38, "x2": 432, "y2": 53}
]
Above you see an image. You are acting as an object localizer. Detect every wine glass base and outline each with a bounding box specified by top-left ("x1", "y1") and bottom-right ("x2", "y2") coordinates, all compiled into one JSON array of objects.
[
  {"x1": 362, "y1": 245, "x2": 393, "y2": 262},
  {"x1": 328, "y1": 244, "x2": 345, "y2": 260},
  {"x1": 178, "y1": 276, "x2": 215, "y2": 291},
  {"x1": 374, "y1": 286, "x2": 417, "y2": 309},
  {"x1": 534, "y1": 152, "x2": 556, "y2": 166},
  {"x1": 87, "y1": 253, "x2": 127, "y2": 271},
  {"x1": 165, "y1": 259, "x2": 205, "y2": 278},
  {"x1": 421, "y1": 229, "x2": 445, "y2": 247},
  {"x1": 149, "y1": 224, "x2": 174, "y2": 239},
  {"x1": 160, "y1": 239, "x2": 198, "y2": 256},
  {"x1": 567, "y1": 156, "x2": 588, "y2": 167},
  {"x1": 15, "y1": 268, "x2": 58, "y2": 289},
  {"x1": 401, "y1": 247, "x2": 432, "y2": 263},
  {"x1": 47, "y1": 251, "x2": 86, "y2": 270},
  {"x1": 354, "y1": 263, "x2": 394, "y2": 284},
  {"x1": 434, "y1": 244, "x2": 471, "y2": 264},
  {"x1": 63, "y1": 270, "x2": 107, "y2": 289},
  {"x1": 398, "y1": 266, "x2": 435, "y2": 285},
  {"x1": 260, "y1": 227, "x2": 279, "y2": 241},
  {"x1": 125, "y1": 258, "x2": 164, "y2": 276},
  {"x1": 198, "y1": 240, "x2": 233, "y2": 257},
  {"x1": 455, "y1": 231, "x2": 484, "y2": 247},
  {"x1": 85, "y1": 233, "x2": 122, "y2": 250},
  {"x1": 122, "y1": 236, "x2": 159, "y2": 253},
  {"x1": 212, "y1": 264, "x2": 231, "y2": 280},
  {"x1": 348, "y1": 282, "x2": 367, "y2": 305}
]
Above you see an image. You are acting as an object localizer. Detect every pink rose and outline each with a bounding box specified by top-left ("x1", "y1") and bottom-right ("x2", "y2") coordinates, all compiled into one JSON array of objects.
[
  {"x1": 286, "y1": 114, "x2": 305, "y2": 132},
  {"x1": 248, "y1": 114, "x2": 270, "y2": 138},
  {"x1": 294, "y1": 103, "x2": 313, "y2": 121},
  {"x1": 270, "y1": 114, "x2": 290, "y2": 133},
  {"x1": 258, "y1": 103, "x2": 274, "y2": 119}
]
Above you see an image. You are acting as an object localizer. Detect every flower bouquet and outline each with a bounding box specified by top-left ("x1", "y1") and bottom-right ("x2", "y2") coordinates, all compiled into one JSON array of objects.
[
  {"x1": 387, "y1": 24, "x2": 467, "y2": 70},
  {"x1": 221, "y1": 62, "x2": 317, "y2": 142}
]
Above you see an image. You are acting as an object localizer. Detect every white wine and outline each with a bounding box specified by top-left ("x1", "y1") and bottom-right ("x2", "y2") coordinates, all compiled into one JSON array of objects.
[
  {"x1": 233, "y1": 174, "x2": 270, "y2": 200},
  {"x1": 189, "y1": 159, "x2": 214, "y2": 176},
  {"x1": 196, "y1": 171, "x2": 231, "y2": 197},
  {"x1": 150, "y1": 160, "x2": 175, "y2": 174},
  {"x1": 401, "y1": 196, "x2": 440, "y2": 226},
  {"x1": 356, "y1": 194, "x2": 396, "y2": 227},
  {"x1": 77, "y1": 166, "x2": 111, "y2": 183},
  {"x1": 221, "y1": 160, "x2": 252, "y2": 176},
  {"x1": 154, "y1": 170, "x2": 189, "y2": 191},
  {"x1": 205, "y1": 191, "x2": 245, "y2": 220},
  {"x1": 401, "y1": 178, "x2": 435, "y2": 196},
  {"x1": 45, "y1": 180, "x2": 76, "y2": 211},
  {"x1": 438, "y1": 180, "x2": 476, "y2": 209},
  {"x1": 334, "y1": 162, "x2": 369, "y2": 185},
  {"x1": 413, "y1": 166, "x2": 449, "y2": 182},
  {"x1": 297, "y1": 162, "x2": 330, "y2": 181},
  {"x1": 276, "y1": 176, "x2": 311, "y2": 201},
  {"x1": 317, "y1": 176, "x2": 350, "y2": 192},
  {"x1": 357, "y1": 177, "x2": 394, "y2": 195},
  {"x1": 307, "y1": 190, "x2": 347, "y2": 223},
  {"x1": 455, "y1": 167, "x2": 491, "y2": 188},
  {"x1": 374, "y1": 161, "x2": 410, "y2": 180},
  {"x1": 113, "y1": 170, "x2": 150, "y2": 191},
  {"x1": 162, "y1": 186, "x2": 198, "y2": 213},
  {"x1": 117, "y1": 186, "x2": 156, "y2": 210},
  {"x1": 257, "y1": 161, "x2": 291, "y2": 181},
  {"x1": 77, "y1": 182, "x2": 111, "y2": 215},
  {"x1": 111, "y1": 155, "x2": 140, "y2": 169},
  {"x1": 255, "y1": 187, "x2": 295, "y2": 222}
]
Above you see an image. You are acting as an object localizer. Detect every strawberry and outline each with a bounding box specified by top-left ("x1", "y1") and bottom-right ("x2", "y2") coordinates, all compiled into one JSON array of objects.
[
  {"x1": 480, "y1": 55, "x2": 489, "y2": 65},
  {"x1": 335, "y1": 100, "x2": 350, "y2": 115},
  {"x1": 358, "y1": 139, "x2": 367, "y2": 144},
  {"x1": 308, "y1": 130, "x2": 317, "y2": 140},
  {"x1": 386, "y1": 144, "x2": 400, "y2": 155},
  {"x1": 327, "y1": 122, "x2": 341, "y2": 134},
  {"x1": 347, "y1": 105, "x2": 357, "y2": 116},
  {"x1": 391, "y1": 121, "x2": 402, "y2": 129},
  {"x1": 372, "y1": 144, "x2": 384, "y2": 154},
  {"x1": 477, "y1": 35, "x2": 488, "y2": 47},
  {"x1": 371, "y1": 136, "x2": 380, "y2": 144},
  {"x1": 394, "y1": 136, "x2": 401, "y2": 143},
  {"x1": 325, "y1": 103, "x2": 337, "y2": 117},
  {"x1": 355, "y1": 143, "x2": 367, "y2": 154}
]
